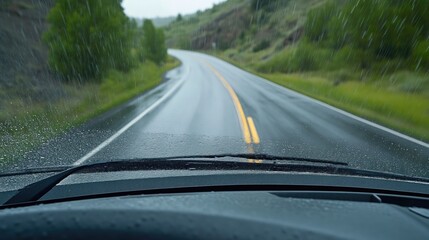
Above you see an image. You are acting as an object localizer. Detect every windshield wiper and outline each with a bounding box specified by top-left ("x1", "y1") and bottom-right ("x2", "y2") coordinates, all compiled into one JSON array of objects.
[
  {"x1": 3, "y1": 155, "x2": 428, "y2": 207},
  {"x1": 0, "y1": 154, "x2": 346, "y2": 178},
  {"x1": 1, "y1": 155, "x2": 345, "y2": 206}
]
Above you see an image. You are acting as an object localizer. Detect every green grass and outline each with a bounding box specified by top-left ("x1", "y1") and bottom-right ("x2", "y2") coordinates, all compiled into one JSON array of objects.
[
  {"x1": 69, "y1": 57, "x2": 179, "y2": 124},
  {"x1": 0, "y1": 57, "x2": 179, "y2": 164},
  {"x1": 261, "y1": 73, "x2": 429, "y2": 142}
]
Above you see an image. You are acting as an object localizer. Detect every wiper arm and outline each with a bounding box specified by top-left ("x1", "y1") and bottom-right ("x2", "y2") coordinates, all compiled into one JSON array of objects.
[{"x1": 4, "y1": 166, "x2": 82, "y2": 205}]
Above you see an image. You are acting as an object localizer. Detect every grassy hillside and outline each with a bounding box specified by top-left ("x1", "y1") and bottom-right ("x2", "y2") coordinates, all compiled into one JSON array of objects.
[
  {"x1": 165, "y1": 0, "x2": 324, "y2": 58},
  {"x1": 164, "y1": 0, "x2": 429, "y2": 141},
  {"x1": 166, "y1": 0, "x2": 247, "y2": 49}
]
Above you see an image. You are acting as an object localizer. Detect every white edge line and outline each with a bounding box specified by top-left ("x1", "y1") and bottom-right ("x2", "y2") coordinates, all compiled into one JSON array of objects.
[
  {"x1": 72, "y1": 65, "x2": 190, "y2": 166},
  {"x1": 257, "y1": 74, "x2": 429, "y2": 149}
]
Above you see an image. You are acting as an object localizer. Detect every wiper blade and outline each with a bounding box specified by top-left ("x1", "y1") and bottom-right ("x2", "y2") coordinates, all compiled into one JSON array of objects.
[
  {"x1": 4, "y1": 155, "x2": 427, "y2": 207},
  {"x1": 2, "y1": 155, "x2": 344, "y2": 206},
  {"x1": 158, "y1": 153, "x2": 348, "y2": 166},
  {"x1": 0, "y1": 154, "x2": 345, "y2": 178}
]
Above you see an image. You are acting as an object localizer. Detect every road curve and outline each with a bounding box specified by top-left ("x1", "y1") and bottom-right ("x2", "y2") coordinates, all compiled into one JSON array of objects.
[{"x1": 16, "y1": 50, "x2": 429, "y2": 178}]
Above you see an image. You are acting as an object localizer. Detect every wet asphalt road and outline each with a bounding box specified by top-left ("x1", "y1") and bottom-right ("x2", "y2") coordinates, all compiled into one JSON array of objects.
[{"x1": 13, "y1": 50, "x2": 429, "y2": 178}]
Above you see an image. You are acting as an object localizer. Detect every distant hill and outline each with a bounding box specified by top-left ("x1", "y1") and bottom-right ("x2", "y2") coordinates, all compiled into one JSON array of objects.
[
  {"x1": 151, "y1": 16, "x2": 176, "y2": 27},
  {"x1": 133, "y1": 17, "x2": 175, "y2": 27},
  {"x1": 132, "y1": 14, "x2": 191, "y2": 28}
]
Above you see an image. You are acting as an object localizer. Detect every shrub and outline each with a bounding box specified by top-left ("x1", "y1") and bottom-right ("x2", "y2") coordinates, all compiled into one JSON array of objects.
[
  {"x1": 330, "y1": 69, "x2": 356, "y2": 86},
  {"x1": 412, "y1": 41, "x2": 429, "y2": 71},
  {"x1": 304, "y1": 0, "x2": 429, "y2": 61},
  {"x1": 389, "y1": 71, "x2": 428, "y2": 93},
  {"x1": 330, "y1": 46, "x2": 375, "y2": 71},
  {"x1": 304, "y1": 1, "x2": 338, "y2": 42},
  {"x1": 292, "y1": 43, "x2": 319, "y2": 71},
  {"x1": 252, "y1": 40, "x2": 270, "y2": 52},
  {"x1": 258, "y1": 43, "x2": 321, "y2": 73}
]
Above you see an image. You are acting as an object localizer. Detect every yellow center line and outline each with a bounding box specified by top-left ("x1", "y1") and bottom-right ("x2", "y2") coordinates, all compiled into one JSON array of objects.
[
  {"x1": 205, "y1": 63, "x2": 252, "y2": 144},
  {"x1": 247, "y1": 117, "x2": 260, "y2": 144},
  {"x1": 204, "y1": 62, "x2": 263, "y2": 164},
  {"x1": 248, "y1": 159, "x2": 263, "y2": 164}
]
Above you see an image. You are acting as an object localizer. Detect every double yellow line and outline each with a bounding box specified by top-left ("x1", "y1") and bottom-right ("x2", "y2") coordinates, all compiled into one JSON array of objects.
[{"x1": 206, "y1": 63, "x2": 260, "y2": 145}]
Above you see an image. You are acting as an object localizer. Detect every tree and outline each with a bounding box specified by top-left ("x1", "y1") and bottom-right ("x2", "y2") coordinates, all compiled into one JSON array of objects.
[
  {"x1": 44, "y1": 0, "x2": 134, "y2": 82},
  {"x1": 141, "y1": 19, "x2": 167, "y2": 65},
  {"x1": 176, "y1": 14, "x2": 183, "y2": 22},
  {"x1": 142, "y1": 19, "x2": 157, "y2": 62},
  {"x1": 154, "y1": 29, "x2": 167, "y2": 64}
]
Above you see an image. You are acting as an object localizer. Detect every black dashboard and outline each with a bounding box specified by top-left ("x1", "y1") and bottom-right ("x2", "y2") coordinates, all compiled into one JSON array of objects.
[
  {"x1": 1, "y1": 190, "x2": 429, "y2": 239},
  {"x1": 1, "y1": 172, "x2": 429, "y2": 239}
]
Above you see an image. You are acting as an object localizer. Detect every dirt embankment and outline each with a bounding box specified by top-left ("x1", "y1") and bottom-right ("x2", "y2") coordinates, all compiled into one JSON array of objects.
[{"x1": 190, "y1": 7, "x2": 251, "y2": 50}]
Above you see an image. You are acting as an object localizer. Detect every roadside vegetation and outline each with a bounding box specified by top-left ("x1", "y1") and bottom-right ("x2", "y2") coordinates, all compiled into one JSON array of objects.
[
  {"x1": 165, "y1": 0, "x2": 429, "y2": 141},
  {"x1": 1, "y1": 0, "x2": 175, "y2": 162}
]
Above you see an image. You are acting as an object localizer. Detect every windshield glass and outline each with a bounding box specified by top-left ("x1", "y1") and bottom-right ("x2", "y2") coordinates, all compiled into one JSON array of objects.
[{"x1": 0, "y1": 0, "x2": 428, "y2": 187}]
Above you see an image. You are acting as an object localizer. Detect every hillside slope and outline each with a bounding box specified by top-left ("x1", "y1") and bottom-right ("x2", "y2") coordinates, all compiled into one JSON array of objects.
[
  {"x1": 0, "y1": 0, "x2": 60, "y2": 103},
  {"x1": 165, "y1": 0, "x2": 324, "y2": 61}
]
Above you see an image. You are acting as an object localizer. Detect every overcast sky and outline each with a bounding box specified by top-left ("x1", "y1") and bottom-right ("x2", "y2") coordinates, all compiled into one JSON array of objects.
[{"x1": 122, "y1": 0, "x2": 226, "y2": 19}]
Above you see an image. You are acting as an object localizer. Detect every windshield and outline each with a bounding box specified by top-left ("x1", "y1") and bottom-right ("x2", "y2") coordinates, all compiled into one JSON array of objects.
[{"x1": 0, "y1": 0, "x2": 428, "y2": 188}]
